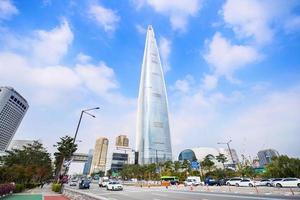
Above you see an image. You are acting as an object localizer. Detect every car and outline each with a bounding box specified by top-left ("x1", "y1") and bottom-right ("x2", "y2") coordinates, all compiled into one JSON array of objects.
[
  {"x1": 216, "y1": 178, "x2": 230, "y2": 186},
  {"x1": 106, "y1": 181, "x2": 123, "y2": 191},
  {"x1": 204, "y1": 177, "x2": 217, "y2": 186},
  {"x1": 99, "y1": 177, "x2": 110, "y2": 187},
  {"x1": 184, "y1": 176, "x2": 203, "y2": 186},
  {"x1": 226, "y1": 178, "x2": 242, "y2": 186},
  {"x1": 270, "y1": 178, "x2": 283, "y2": 187},
  {"x1": 273, "y1": 178, "x2": 300, "y2": 188},
  {"x1": 78, "y1": 179, "x2": 90, "y2": 189},
  {"x1": 69, "y1": 180, "x2": 77, "y2": 186},
  {"x1": 256, "y1": 179, "x2": 272, "y2": 187},
  {"x1": 236, "y1": 179, "x2": 256, "y2": 187}
]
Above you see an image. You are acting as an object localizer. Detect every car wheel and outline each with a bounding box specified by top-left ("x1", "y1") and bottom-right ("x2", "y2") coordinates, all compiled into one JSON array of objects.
[
  {"x1": 297, "y1": 183, "x2": 300, "y2": 188},
  {"x1": 235, "y1": 183, "x2": 239, "y2": 187},
  {"x1": 249, "y1": 183, "x2": 253, "y2": 187},
  {"x1": 227, "y1": 183, "x2": 230, "y2": 186},
  {"x1": 276, "y1": 183, "x2": 282, "y2": 188},
  {"x1": 266, "y1": 183, "x2": 271, "y2": 187}
]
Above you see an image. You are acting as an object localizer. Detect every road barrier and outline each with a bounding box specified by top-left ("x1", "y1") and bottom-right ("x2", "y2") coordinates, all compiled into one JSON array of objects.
[{"x1": 63, "y1": 187, "x2": 107, "y2": 200}]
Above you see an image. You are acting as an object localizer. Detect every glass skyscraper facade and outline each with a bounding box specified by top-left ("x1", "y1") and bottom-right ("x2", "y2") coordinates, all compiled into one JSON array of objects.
[{"x1": 136, "y1": 25, "x2": 172, "y2": 164}]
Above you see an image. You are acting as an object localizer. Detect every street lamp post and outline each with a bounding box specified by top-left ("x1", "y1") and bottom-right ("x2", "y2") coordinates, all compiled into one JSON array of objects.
[
  {"x1": 59, "y1": 107, "x2": 99, "y2": 193},
  {"x1": 217, "y1": 140, "x2": 235, "y2": 166},
  {"x1": 63, "y1": 107, "x2": 99, "y2": 176}
]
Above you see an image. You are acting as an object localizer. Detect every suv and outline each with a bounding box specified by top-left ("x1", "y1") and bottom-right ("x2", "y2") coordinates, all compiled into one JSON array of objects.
[
  {"x1": 274, "y1": 178, "x2": 300, "y2": 188},
  {"x1": 226, "y1": 178, "x2": 242, "y2": 186}
]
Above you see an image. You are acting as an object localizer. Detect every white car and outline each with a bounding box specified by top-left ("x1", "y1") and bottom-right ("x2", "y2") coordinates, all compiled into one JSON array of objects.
[
  {"x1": 184, "y1": 176, "x2": 203, "y2": 186},
  {"x1": 256, "y1": 179, "x2": 272, "y2": 187},
  {"x1": 273, "y1": 178, "x2": 300, "y2": 188},
  {"x1": 236, "y1": 179, "x2": 256, "y2": 187},
  {"x1": 226, "y1": 178, "x2": 242, "y2": 186},
  {"x1": 99, "y1": 177, "x2": 110, "y2": 187},
  {"x1": 270, "y1": 178, "x2": 283, "y2": 187},
  {"x1": 107, "y1": 181, "x2": 123, "y2": 191}
]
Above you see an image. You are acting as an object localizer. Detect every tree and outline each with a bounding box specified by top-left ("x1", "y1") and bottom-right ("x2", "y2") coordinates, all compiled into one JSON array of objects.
[
  {"x1": 216, "y1": 153, "x2": 228, "y2": 169},
  {"x1": 53, "y1": 135, "x2": 77, "y2": 180},
  {"x1": 264, "y1": 155, "x2": 300, "y2": 178},
  {"x1": 201, "y1": 154, "x2": 215, "y2": 173},
  {"x1": 0, "y1": 141, "x2": 52, "y2": 184}
]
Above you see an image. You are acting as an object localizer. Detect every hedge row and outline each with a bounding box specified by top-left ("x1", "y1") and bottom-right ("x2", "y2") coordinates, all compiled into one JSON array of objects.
[{"x1": 0, "y1": 183, "x2": 15, "y2": 197}]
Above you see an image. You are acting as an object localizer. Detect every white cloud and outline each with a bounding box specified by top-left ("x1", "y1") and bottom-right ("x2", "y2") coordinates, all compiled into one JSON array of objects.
[
  {"x1": 170, "y1": 73, "x2": 300, "y2": 158},
  {"x1": 0, "y1": 20, "x2": 126, "y2": 105},
  {"x1": 222, "y1": 86, "x2": 300, "y2": 157},
  {"x1": 202, "y1": 74, "x2": 218, "y2": 90},
  {"x1": 172, "y1": 75, "x2": 194, "y2": 94},
  {"x1": 134, "y1": 0, "x2": 202, "y2": 31},
  {"x1": 76, "y1": 52, "x2": 92, "y2": 63},
  {"x1": 158, "y1": 37, "x2": 171, "y2": 73},
  {"x1": 32, "y1": 19, "x2": 73, "y2": 65},
  {"x1": 75, "y1": 62, "x2": 119, "y2": 97},
  {"x1": 88, "y1": 3, "x2": 120, "y2": 33},
  {"x1": 135, "y1": 24, "x2": 146, "y2": 34},
  {"x1": 0, "y1": 0, "x2": 18, "y2": 20},
  {"x1": 221, "y1": 0, "x2": 300, "y2": 44},
  {"x1": 202, "y1": 32, "x2": 260, "y2": 89}
]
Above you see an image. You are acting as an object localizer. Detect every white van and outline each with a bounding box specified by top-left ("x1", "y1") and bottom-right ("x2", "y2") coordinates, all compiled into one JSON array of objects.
[
  {"x1": 98, "y1": 177, "x2": 110, "y2": 187},
  {"x1": 184, "y1": 176, "x2": 203, "y2": 186}
]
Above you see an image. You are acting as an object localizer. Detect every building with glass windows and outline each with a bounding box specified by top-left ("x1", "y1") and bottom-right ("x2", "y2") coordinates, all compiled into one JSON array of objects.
[
  {"x1": 136, "y1": 25, "x2": 172, "y2": 164},
  {"x1": 257, "y1": 149, "x2": 279, "y2": 167},
  {"x1": 83, "y1": 149, "x2": 93, "y2": 175},
  {"x1": 0, "y1": 86, "x2": 28, "y2": 151}
]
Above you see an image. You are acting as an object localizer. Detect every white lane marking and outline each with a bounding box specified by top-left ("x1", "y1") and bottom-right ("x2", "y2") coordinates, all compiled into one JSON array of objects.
[
  {"x1": 159, "y1": 190, "x2": 286, "y2": 200},
  {"x1": 151, "y1": 193, "x2": 168, "y2": 197}
]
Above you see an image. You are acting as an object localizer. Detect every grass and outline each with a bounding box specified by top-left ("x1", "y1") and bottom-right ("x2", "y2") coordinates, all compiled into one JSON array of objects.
[{"x1": 2, "y1": 194, "x2": 42, "y2": 200}]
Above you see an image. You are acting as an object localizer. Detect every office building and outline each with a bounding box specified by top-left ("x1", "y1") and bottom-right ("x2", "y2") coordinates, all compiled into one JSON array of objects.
[
  {"x1": 106, "y1": 146, "x2": 135, "y2": 175},
  {"x1": 136, "y1": 25, "x2": 172, "y2": 164},
  {"x1": 0, "y1": 87, "x2": 29, "y2": 151},
  {"x1": 178, "y1": 147, "x2": 239, "y2": 169},
  {"x1": 116, "y1": 135, "x2": 129, "y2": 147},
  {"x1": 83, "y1": 149, "x2": 93, "y2": 175},
  {"x1": 90, "y1": 137, "x2": 109, "y2": 174},
  {"x1": 257, "y1": 149, "x2": 279, "y2": 166},
  {"x1": 8, "y1": 139, "x2": 37, "y2": 150}
]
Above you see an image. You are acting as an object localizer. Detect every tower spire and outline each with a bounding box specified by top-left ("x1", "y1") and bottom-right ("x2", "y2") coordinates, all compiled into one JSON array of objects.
[{"x1": 136, "y1": 25, "x2": 172, "y2": 164}]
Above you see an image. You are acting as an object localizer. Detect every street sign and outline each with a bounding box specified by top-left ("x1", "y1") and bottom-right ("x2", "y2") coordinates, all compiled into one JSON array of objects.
[{"x1": 191, "y1": 161, "x2": 199, "y2": 170}]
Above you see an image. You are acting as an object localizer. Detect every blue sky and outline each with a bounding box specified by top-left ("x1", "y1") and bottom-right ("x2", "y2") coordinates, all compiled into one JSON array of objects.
[{"x1": 1, "y1": 0, "x2": 300, "y2": 165}]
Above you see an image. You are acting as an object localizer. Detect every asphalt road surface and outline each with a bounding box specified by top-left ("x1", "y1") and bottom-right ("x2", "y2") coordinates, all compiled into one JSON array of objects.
[{"x1": 66, "y1": 183, "x2": 300, "y2": 200}]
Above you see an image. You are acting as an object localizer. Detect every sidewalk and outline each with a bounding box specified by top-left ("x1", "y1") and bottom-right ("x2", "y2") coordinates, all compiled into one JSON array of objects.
[{"x1": 3, "y1": 184, "x2": 70, "y2": 200}]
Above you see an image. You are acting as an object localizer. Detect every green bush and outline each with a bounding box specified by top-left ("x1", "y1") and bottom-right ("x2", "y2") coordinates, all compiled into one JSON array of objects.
[
  {"x1": 52, "y1": 183, "x2": 61, "y2": 193},
  {"x1": 13, "y1": 184, "x2": 25, "y2": 193}
]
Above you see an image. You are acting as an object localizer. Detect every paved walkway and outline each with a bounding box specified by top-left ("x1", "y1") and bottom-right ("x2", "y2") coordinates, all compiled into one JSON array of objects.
[{"x1": 3, "y1": 184, "x2": 70, "y2": 200}]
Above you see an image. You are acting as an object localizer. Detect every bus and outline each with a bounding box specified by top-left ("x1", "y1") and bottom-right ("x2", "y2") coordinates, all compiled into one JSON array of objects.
[{"x1": 161, "y1": 176, "x2": 179, "y2": 185}]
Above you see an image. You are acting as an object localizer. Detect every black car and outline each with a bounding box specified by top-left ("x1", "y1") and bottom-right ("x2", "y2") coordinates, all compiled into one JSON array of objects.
[
  {"x1": 79, "y1": 179, "x2": 90, "y2": 189},
  {"x1": 216, "y1": 178, "x2": 230, "y2": 186}
]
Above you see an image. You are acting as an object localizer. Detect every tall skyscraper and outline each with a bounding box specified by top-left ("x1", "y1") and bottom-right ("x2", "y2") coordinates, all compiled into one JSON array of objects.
[
  {"x1": 0, "y1": 86, "x2": 29, "y2": 151},
  {"x1": 116, "y1": 135, "x2": 129, "y2": 147},
  {"x1": 257, "y1": 149, "x2": 280, "y2": 166},
  {"x1": 136, "y1": 25, "x2": 172, "y2": 164},
  {"x1": 90, "y1": 137, "x2": 109, "y2": 174}
]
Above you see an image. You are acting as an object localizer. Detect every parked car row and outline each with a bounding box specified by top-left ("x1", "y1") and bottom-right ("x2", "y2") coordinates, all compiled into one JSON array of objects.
[{"x1": 225, "y1": 177, "x2": 300, "y2": 188}]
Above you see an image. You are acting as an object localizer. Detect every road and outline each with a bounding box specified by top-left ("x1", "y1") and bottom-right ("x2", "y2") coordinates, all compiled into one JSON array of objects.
[{"x1": 65, "y1": 183, "x2": 300, "y2": 200}]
